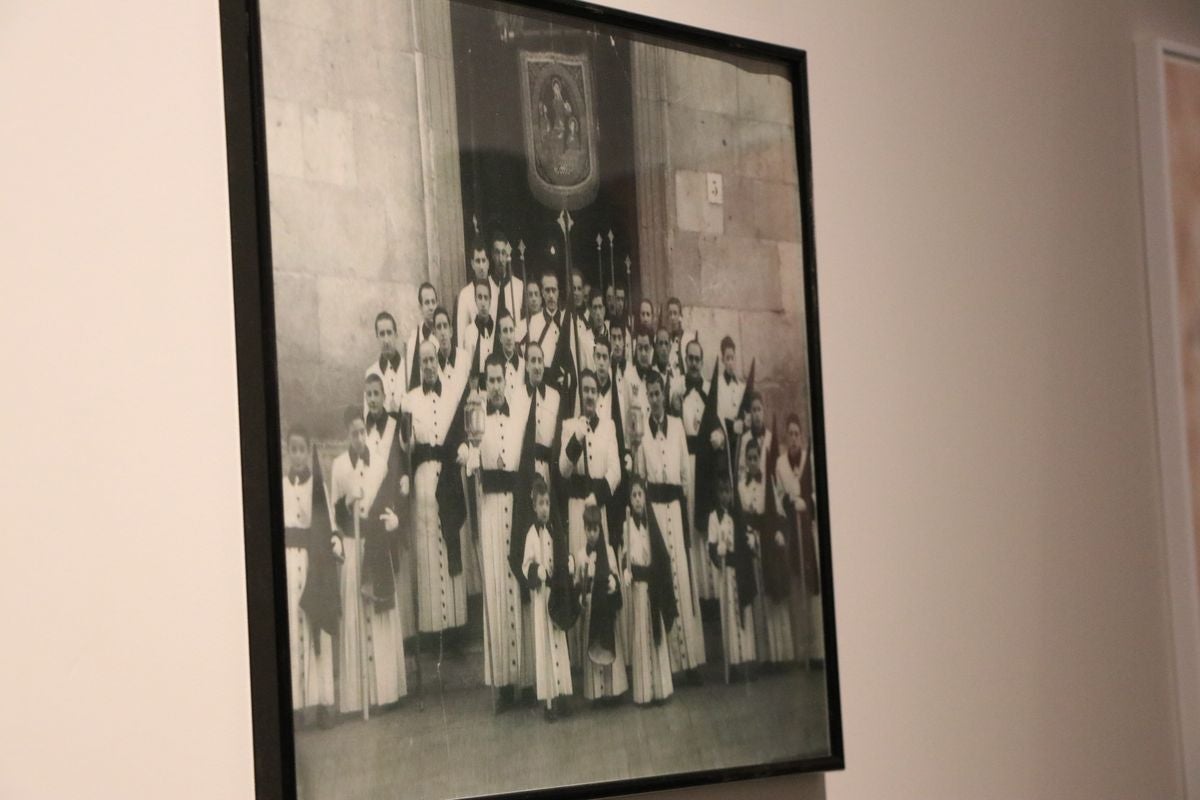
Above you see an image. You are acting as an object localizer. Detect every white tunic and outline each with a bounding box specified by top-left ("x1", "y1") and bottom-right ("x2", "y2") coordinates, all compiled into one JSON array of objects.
[
  {"x1": 466, "y1": 396, "x2": 531, "y2": 687},
  {"x1": 282, "y1": 474, "x2": 335, "y2": 710},
  {"x1": 774, "y1": 448, "x2": 822, "y2": 660},
  {"x1": 740, "y1": 476, "x2": 793, "y2": 663},
  {"x1": 521, "y1": 523, "x2": 572, "y2": 702},
  {"x1": 404, "y1": 368, "x2": 471, "y2": 634},
  {"x1": 402, "y1": 324, "x2": 437, "y2": 393},
  {"x1": 455, "y1": 277, "x2": 525, "y2": 346},
  {"x1": 624, "y1": 516, "x2": 673, "y2": 704},
  {"x1": 499, "y1": 352, "x2": 525, "y2": 402},
  {"x1": 716, "y1": 373, "x2": 746, "y2": 426},
  {"x1": 527, "y1": 384, "x2": 561, "y2": 482},
  {"x1": 526, "y1": 310, "x2": 563, "y2": 366},
  {"x1": 639, "y1": 413, "x2": 706, "y2": 672},
  {"x1": 558, "y1": 415, "x2": 621, "y2": 555},
  {"x1": 680, "y1": 384, "x2": 716, "y2": 602},
  {"x1": 331, "y1": 445, "x2": 407, "y2": 712}
]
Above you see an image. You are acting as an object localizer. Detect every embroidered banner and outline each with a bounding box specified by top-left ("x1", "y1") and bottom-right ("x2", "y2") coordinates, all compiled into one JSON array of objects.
[{"x1": 519, "y1": 50, "x2": 599, "y2": 211}]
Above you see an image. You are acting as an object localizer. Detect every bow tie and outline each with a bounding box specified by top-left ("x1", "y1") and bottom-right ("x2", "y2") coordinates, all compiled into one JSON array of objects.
[
  {"x1": 366, "y1": 412, "x2": 388, "y2": 436},
  {"x1": 584, "y1": 413, "x2": 599, "y2": 432},
  {"x1": 544, "y1": 310, "x2": 560, "y2": 327},
  {"x1": 612, "y1": 357, "x2": 626, "y2": 372},
  {"x1": 685, "y1": 374, "x2": 704, "y2": 393},
  {"x1": 505, "y1": 353, "x2": 519, "y2": 369},
  {"x1": 527, "y1": 381, "x2": 546, "y2": 399},
  {"x1": 788, "y1": 450, "x2": 803, "y2": 469},
  {"x1": 655, "y1": 360, "x2": 670, "y2": 375},
  {"x1": 438, "y1": 351, "x2": 448, "y2": 370},
  {"x1": 746, "y1": 469, "x2": 763, "y2": 484},
  {"x1": 379, "y1": 351, "x2": 401, "y2": 372},
  {"x1": 287, "y1": 467, "x2": 311, "y2": 485},
  {"x1": 597, "y1": 380, "x2": 611, "y2": 397},
  {"x1": 715, "y1": 508, "x2": 727, "y2": 522},
  {"x1": 350, "y1": 447, "x2": 370, "y2": 468},
  {"x1": 422, "y1": 379, "x2": 442, "y2": 396},
  {"x1": 724, "y1": 371, "x2": 737, "y2": 385},
  {"x1": 630, "y1": 513, "x2": 646, "y2": 528},
  {"x1": 420, "y1": 323, "x2": 433, "y2": 341},
  {"x1": 636, "y1": 364, "x2": 652, "y2": 382},
  {"x1": 477, "y1": 317, "x2": 493, "y2": 335},
  {"x1": 488, "y1": 401, "x2": 510, "y2": 416},
  {"x1": 649, "y1": 414, "x2": 666, "y2": 438}
]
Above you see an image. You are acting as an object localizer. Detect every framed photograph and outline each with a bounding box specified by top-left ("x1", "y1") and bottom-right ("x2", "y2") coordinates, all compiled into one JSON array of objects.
[
  {"x1": 1137, "y1": 37, "x2": 1200, "y2": 797},
  {"x1": 220, "y1": 0, "x2": 841, "y2": 797}
]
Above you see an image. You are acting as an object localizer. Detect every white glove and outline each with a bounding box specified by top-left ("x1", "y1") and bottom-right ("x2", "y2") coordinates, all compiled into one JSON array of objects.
[
  {"x1": 567, "y1": 555, "x2": 575, "y2": 575},
  {"x1": 399, "y1": 475, "x2": 410, "y2": 496},
  {"x1": 537, "y1": 564, "x2": 548, "y2": 582},
  {"x1": 733, "y1": 419, "x2": 744, "y2": 435},
  {"x1": 774, "y1": 530, "x2": 786, "y2": 548},
  {"x1": 623, "y1": 568, "x2": 633, "y2": 586},
  {"x1": 472, "y1": 449, "x2": 483, "y2": 471},
  {"x1": 710, "y1": 428, "x2": 725, "y2": 450},
  {"x1": 607, "y1": 574, "x2": 617, "y2": 594},
  {"x1": 380, "y1": 507, "x2": 399, "y2": 532},
  {"x1": 623, "y1": 453, "x2": 632, "y2": 472},
  {"x1": 717, "y1": 542, "x2": 727, "y2": 558},
  {"x1": 585, "y1": 493, "x2": 597, "y2": 508},
  {"x1": 456, "y1": 443, "x2": 469, "y2": 466},
  {"x1": 797, "y1": 499, "x2": 808, "y2": 513},
  {"x1": 331, "y1": 536, "x2": 344, "y2": 561}
]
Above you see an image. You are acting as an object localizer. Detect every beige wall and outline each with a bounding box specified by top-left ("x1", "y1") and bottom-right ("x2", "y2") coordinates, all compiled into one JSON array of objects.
[{"x1": 4, "y1": 1, "x2": 1200, "y2": 799}]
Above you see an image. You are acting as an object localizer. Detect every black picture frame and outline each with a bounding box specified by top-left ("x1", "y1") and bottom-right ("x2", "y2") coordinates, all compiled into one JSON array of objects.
[{"x1": 219, "y1": 0, "x2": 841, "y2": 797}]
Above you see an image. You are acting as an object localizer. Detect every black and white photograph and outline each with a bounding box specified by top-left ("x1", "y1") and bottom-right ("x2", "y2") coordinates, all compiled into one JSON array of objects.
[{"x1": 248, "y1": 0, "x2": 837, "y2": 796}]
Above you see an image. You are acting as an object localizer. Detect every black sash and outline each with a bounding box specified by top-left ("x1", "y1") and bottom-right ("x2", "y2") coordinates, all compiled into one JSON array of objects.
[
  {"x1": 645, "y1": 482, "x2": 685, "y2": 504},
  {"x1": 630, "y1": 564, "x2": 653, "y2": 583},
  {"x1": 564, "y1": 474, "x2": 609, "y2": 499},
  {"x1": 480, "y1": 469, "x2": 518, "y2": 494},
  {"x1": 533, "y1": 442, "x2": 554, "y2": 462},
  {"x1": 411, "y1": 442, "x2": 446, "y2": 468},
  {"x1": 284, "y1": 526, "x2": 308, "y2": 549},
  {"x1": 685, "y1": 434, "x2": 699, "y2": 455}
]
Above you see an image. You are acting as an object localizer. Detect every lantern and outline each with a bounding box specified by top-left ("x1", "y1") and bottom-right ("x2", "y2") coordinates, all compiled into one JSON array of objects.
[{"x1": 465, "y1": 392, "x2": 487, "y2": 447}]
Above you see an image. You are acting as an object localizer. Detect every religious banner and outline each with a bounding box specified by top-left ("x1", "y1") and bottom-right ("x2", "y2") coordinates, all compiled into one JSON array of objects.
[{"x1": 518, "y1": 50, "x2": 600, "y2": 211}]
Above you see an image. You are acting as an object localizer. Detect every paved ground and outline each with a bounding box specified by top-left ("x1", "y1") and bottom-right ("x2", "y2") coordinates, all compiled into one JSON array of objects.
[{"x1": 294, "y1": 605, "x2": 831, "y2": 800}]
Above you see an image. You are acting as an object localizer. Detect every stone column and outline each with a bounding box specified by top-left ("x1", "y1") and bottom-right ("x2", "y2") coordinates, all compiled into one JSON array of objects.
[
  {"x1": 412, "y1": 0, "x2": 467, "y2": 313},
  {"x1": 631, "y1": 40, "x2": 671, "y2": 311}
]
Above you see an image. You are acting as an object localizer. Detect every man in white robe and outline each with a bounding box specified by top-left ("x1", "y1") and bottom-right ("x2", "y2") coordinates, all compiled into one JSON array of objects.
[
  {"x1": 675, "y1": 339, "x2": 715, "y2": 603},
  {"x1": 459, "y1": 354, "x2": 531, "y2": 710},
  {"x1": 524, "y1": 272, "x2": 563, "y2": 367},
  {"x1": 716, "y1": 335, "x2": 748, "y2": 469},
  {"x1": 456, "y1": 241, "x2": 492, "y2": 347},
  {"x1": 774, "y1": 414, "x2": 822, "y2": 665},
  {"x1": 495, "y1": 311, "x2": 525, "y2": 402},
  {"x1": 400, "y1": 282, "x2": 439, "y2": 393},
  {"x1": 282, "y1": 426, "x2": 335, "y2": 725},
  {"x1": 523, "y1": 341, "x2": 561, "y2": 485},
  {"x1": 638, "y1": 370, "x2": 706, "y2": 683},
  {"x1": 488, "y1": 230, "x2": 524, "y2": 324},
  {"x1": 663, "y1": 297, "x2": 699, "y2": 380},
  {"x1": 365, "y1": 311, "x2": 404, "y2": 415},
  {"x1": 515, "y1": 279, "x2": 543, "y2": 349},
  {"x1": 403, "y1": 339, "x2": 473, "y2": 640}
]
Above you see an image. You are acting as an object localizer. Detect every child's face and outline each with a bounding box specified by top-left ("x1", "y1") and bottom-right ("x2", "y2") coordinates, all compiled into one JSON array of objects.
[
  {"x1": 585, "y1": 523, "x2": 601, "y2": 547},
  {"x1": 534, "y1": 493, "x2": 550, "y2": 523},
  {"x1": 718, "y1": 483, "x2": 733, "y2": 509},
  {"x1": 286, "y1": 435, "x2": 308, "y2": 472},
  {"x1": 630, "y1": 484, "x2": 646, "y2": 515}
]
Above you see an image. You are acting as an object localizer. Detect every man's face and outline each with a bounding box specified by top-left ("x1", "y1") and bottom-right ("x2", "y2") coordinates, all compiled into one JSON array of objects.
[
  {"x1": 499, "y1": 316, "x2": 515, "y2": 355},
  {"x1": 635, "y1": 335, "x2": 652, "y2": 368},
  {"x1": 589, "y1": 295, "x2": 605, "y2": 329},
  {"x1": 580, "y1": 376, "x2": 598, "y2": 416},
  {"x1": 376, "y1": 318, "x2": 397, "y2": 355},
  {"x1": 542, "y1": 277, "x2": 559, "y2": 313},
  {"x1": 364, "y1": 381, "x2": 384, "y2": 415},
  {"x1": 419, "y1": 341, "x2": 438, "y2": 385},
  {"x1": 534, "y1": 492, "x2": 550, "y2": 523},
  {"x1": 286, "y1": 434, "x2": 308, "y2": 473},
  {"x1": 647, "y1": 380, "x2": 664, "y2": 417},
  {"x1": 639, "y1": 301, "x2": 653, "y2": 330},
  {"x1": 419, "y1": 287, "x2": 437, "y2": 324},
  {"x1": 667, "y1": 303, "x2": 682, "y2": 333},
  {"x1": 434, "y1": 314, "x2": 452, "y2": 353},
  {"x1": 685, "y1": 343, "x2": 702, "y2": 377},
  {"x1": 594, "y1": 344, "x2": 610, "y2": 382},
  {"x1": 750, "y1": 398, "x2": 765, "y2": 431},
  {"x1": 349, "y1": 419, "x2": 366, "y2": 451},
  {"x1": 611, "y1": 332, "x2": 625, "y2": 361},
  {"x1": 614, "y1": 289, "x2": 626, "y2": 318},
  {"x1": 722, "y1": 346, "x2": 737, "y2": 376},
  {"x1": 526, "y1": 282, "x2": 543, "y2": 315},
  {"x1": 475, "y1": 284, "x2": 491, "y2": 321},
  {"x1": 654, "y1": 331, "x2": 670, "y2": 366},
  {"x1": 486, "y1": 364, "x2": 506, "y2": 406},
  {"x1": 491, "y1": 239, "x2": 511, "y2": 279},
  {"x1": 788, "y1": 422, "x2": 803, "y2": 454},
  {"x1": 571, "y1": 274, "x2": 584, "y2": 309},
  {"x1": 470, "y1": 248, "x2": 490, "y2": 280},
  {"x1": 526, "y1": 345, "x2": 544, "y2": 385},
  {"x1": 605, "y1": 286, "x2": 616, "y2": 317}
]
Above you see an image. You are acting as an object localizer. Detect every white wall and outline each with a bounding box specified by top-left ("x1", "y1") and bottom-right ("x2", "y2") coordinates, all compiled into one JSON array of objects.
[{"x1": 2, "y1": 0, "x2": 1198, "y2": 798}]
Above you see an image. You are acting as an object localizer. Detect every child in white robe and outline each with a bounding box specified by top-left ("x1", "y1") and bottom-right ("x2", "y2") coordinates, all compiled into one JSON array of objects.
[
  {"x1": 574, "y1": 503, "x2": 628, "y2": 705},
  {"x1": 708, "y1": 475, "x2": 757, "y2": 676},
  {"x1": 521, "y1": 477, "x2": 576, "y2": 721},
  {"x1": 621, "y1": 477, "x2": 675, "y2": 706}
]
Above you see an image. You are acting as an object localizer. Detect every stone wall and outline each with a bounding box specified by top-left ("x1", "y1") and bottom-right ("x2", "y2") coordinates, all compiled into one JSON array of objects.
[
  {"x1": 261, "y1": 0, "x2": 462, "y2": 441},
  {"x1": 635, "y1": 43, "x2": 810, "y2": 428}
]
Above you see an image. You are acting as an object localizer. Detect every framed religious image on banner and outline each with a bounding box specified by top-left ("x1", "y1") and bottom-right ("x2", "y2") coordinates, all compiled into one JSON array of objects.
[{"x1": 219, "y1": 0, "x2": 841, "y2": 797}]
